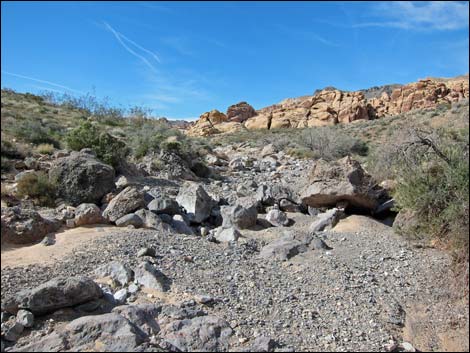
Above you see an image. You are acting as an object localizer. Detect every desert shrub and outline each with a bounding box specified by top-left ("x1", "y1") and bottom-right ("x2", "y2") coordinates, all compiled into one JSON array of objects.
[
  {"x1": 286, "y1": 147, "x2": 315, "y2": 159},
  {"x1": 11, "y1": 119, "x2": 60, "y2": 147},
  {"x1": 298, "y1": 127, "x2": 368, "y2": 160},
  {"x1": 35, "y1": 143, "x2": 55, "y2": 155},
  {"x1": 65, "y1": 121, "x2": 129, "y2": 167},
  {"x1": 370, "y1": 126, "x2": 469, "y2": 282},
  {"x1": 16, "y1": 172, "x2": 57, "y2": 206}
]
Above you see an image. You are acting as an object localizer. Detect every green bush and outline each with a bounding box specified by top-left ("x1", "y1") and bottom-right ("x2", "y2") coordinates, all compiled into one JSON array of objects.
[
  {"x1": 65, "y1": 121, "x2": 129, "y2": 167},
  {"x1": 370, "y1": 127, "x2": 469, "y2": 269},
  {"x1": 16, "y1": 172, "x2": 57, "y2": 207}
]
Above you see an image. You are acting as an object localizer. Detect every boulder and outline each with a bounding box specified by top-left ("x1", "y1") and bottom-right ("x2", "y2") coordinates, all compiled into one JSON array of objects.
[
  {"x1": 115, "y1": 213, "x2": 144, "y2": 228},
  {"x1": 176, "y1": 182, "x2": 214, "y2": 223},
  {"x1": 172, "y1": 215, "x2": 195, "y2": 235},
  {"x1": 63, "y1": 313, "x2": 146, "y2": 351},
  {"x1": 309, "y1": 208, "x2": 343, "y2": 233},
  {"x1": 103, "y1": 186, "x2": 145, "y2": 222},
  {"x1": 74, "y1": 203, "x2": 104, "y2": 226},
  {"x1": 2, "y1": 276, "x2": 103, "y2": 315},
  {"x1": 94, "y1": 261, "x2": 134, "y2": 287},
  {"x1": 248, "y1": 336, "x2": 278, "y2": 352},
  {"x1": 1, "y1": 207, "x2": 61, "y2": 244},
  {"x1": 49, "y1": 151, "x2": 115, "y2": 206},
  {"x1": 265, "y1": 209, "x2": 289, "y2": 227},
  {"x1": 135, "y1": 209, "x2": 172, "y2": 232},
  {"x1": 220, "y1": 202, "x2": 257, "y2": 230},
  {"x1": 159, "y1": 315, "x2": 233, "y2": 352},
  {"x1": 256, "y1": 184, "x2": 294, "y2": 207},
  {"x1": 134, "y1": 262, "x2": 169, "y2": 292},
  {"x1": 300, "y1": 157, "x2": 385, "y2": 211},
  {"x1": 214, "y1": 227, "x2": 241, "y2": 243},
  {"x1": 259, "y1": 238, "x2": 307, "y2": 261},
  {"x1": 16, "y1": 310, "x2": 34, "y2": 328},
  {"x1": 147, "y1": 198, "x2": 180, "y2": 215},
  {"x1": 112, "y1": 304, "x2": 161, "y2": 337}
]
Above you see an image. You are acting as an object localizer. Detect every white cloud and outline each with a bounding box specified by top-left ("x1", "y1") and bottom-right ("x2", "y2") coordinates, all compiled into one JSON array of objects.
[
  {"x1": 103, "y1": 21, "x2": 161, "y2": 72},
  {"x1": 355, "y1": 1, "x2": 469, "y2": 31},
  {"x1": 1, "y1": 71, "x2": 84, "y2": 94}
]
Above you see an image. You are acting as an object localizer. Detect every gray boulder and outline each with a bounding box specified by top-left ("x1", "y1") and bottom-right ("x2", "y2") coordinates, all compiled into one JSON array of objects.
[
  {"x1": 134, "y1": 262, "x2": 169, "y2": 292},
  {"x1": 115, "y1": 213, "x2": 144, "y2": 228},
  {"x1": 265, "y1": 209, "x2": 289, "y2": 227},
  {"x1": 176, "y1": 182, "x2": 214, "y2": 223},
  {"x1": 259, "y1": 238, "x2": 308, "y2": 261},
  {"x1": 256, "y1": 184, "x2": 294, "y2": 207},
  {"x1": 2, "y1": 276, "x2": 102, "y2": 315},
  {"x1": 63, "y1": 313, "x2": 146, "y2": 351},
  {"x1": 1, "y1": 207, "x2": 61, "y2": 244},
  {"x1": 159, "y1": 315, "x2": 233, "y2": 352},
  {"x1": 214, "y1": 227, "x2": 241, "y2": 243},
  {"x1": 103, "y1": 186, "x2": 145, "y2": 222},
  {"x1": 112, "y1": 304, "x2": 161, "y2": 337},
  {"x1": 147, "y1": 198, "x2": 180, "y2": 215},
  {"x1": 172, "y1": 215, "x2": 194, "y2": 235},
  {"x1": 135, "y1": 209, "x2": 172, "y2": 232},
  {"x1": 74, "y1": 203, "x2": 104, "y2": 226},
  {"x1": 49, "y1": 151, "x2": 115, "y2": 206},
  {"x1": 16, "y1": 310, "x2": 34, "y2": 328},
  {"x1": 95, "y1": 261, "x2": 134, "y2": 287},
  {"x1": 220, "y1": 200, "x2": 257, "y2": 230}
]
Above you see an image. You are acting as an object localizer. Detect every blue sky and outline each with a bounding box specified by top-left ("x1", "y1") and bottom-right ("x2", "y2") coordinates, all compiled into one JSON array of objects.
[{"x1": 1, "y1": 1, "x2": 469, "y2": 120}]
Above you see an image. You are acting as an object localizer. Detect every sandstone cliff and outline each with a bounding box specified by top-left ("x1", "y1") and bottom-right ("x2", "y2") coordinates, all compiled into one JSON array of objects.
[{"x1": 187, "y1": 75, "x2": 469, "y2": 136}]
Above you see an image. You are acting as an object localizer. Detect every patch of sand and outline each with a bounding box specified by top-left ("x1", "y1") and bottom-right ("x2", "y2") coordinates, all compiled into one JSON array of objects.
[
  {"x1": 333, "y1": 215, "x2": 392, "y2": 233},
  {"x1": 1, "y1": 225, "x2": 118, "y2": 268}
]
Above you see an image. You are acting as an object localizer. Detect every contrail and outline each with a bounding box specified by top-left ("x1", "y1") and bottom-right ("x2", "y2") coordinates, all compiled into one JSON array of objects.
[
  {"x1": 1, "y1": 71, "x2": 85, "y2": 94},
  {"x1": 103, "y1": 21, "x2": 159, "y2": 72}
]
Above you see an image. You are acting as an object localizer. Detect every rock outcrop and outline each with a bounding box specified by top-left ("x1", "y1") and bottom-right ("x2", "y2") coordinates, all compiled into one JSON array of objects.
[{"x1": 186, "y1": 76, "x2": 469, "y2": 136}]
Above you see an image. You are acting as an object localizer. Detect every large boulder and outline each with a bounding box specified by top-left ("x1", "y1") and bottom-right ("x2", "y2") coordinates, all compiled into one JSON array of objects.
[
  {"x1": 176, "y1": 182, "x2": 214, "y2": 224},
  {"x1": 220, "y1": 202, "x2": 257, "y2": 230},
  {"x1": 1, "y1": 207, "x2": 61, "y2": 244},
  {"x1": 2, "y1": 276, "x2": 103, "y2": 315},
  {"x1": 103, "y1": 186, "x2": 145, "y2": 222},
  {"x1": 74, "y1": 203, "x2": 105, "y2": 226},
  {"x1": 300, "y1": 157, "x2": 386, "y2": 212},
  {"x1": 49, "y1": 151, "x2": 115, "y2": 206},
  {"x1": 159, "y1": 315, "x2": 233, "y2": 352}
]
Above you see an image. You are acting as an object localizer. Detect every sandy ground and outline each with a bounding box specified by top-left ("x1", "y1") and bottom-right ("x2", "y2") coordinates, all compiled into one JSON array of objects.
[{"x1": 1, "y1": 225, "x2": 119, "y2": 268}]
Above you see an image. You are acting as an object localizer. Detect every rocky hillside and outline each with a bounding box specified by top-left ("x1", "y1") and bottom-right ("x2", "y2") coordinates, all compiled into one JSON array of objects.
[{"x1": 187, "y1": 75, "x2": 469, "y2": 136}]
